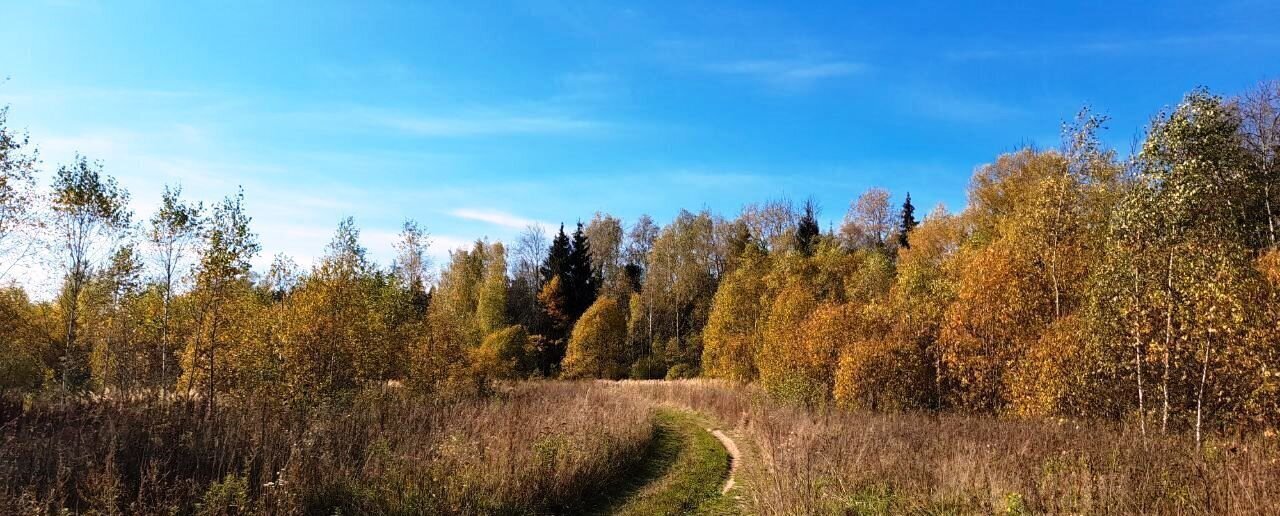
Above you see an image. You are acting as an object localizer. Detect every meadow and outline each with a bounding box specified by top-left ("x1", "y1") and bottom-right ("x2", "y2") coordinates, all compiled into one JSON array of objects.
[
  {"x1": 4, "y1": 380, "x2": 1278, "y2": 515},
  {"x1": 0, "y1": 383, "x2": 654, "y2": 515}
]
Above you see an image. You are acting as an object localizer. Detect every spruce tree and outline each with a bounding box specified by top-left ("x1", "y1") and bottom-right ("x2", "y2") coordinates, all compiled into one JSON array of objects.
[
  {"x1": 898, "y1": 192, "x2": 918, "y2": 249},
  {"x1": 567, "y1": 221, "x2": 599, "y2": 319},
  {"x1": 795, "y1": 199, "x2": 821, "y2": 256},
  {"x1": 541, "y1": 224, "x2": 572, "y2": 285},
  {"x1": 537, "y1": 224, "x2": 578, "y2": 372}
]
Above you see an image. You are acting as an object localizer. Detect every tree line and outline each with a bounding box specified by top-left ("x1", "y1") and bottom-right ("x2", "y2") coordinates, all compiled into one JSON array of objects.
[{"x1": 2, "y1": 83, "x2": 1280, "y2": 439}]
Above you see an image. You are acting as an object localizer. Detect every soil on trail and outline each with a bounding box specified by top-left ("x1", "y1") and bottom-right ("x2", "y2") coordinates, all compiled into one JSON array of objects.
[
  {"x1": 586, "y1": 408, "x2": 742, "y2": 515},
  {"x1": 708, "y1": 428, "x2": 741, "y2": 495}
]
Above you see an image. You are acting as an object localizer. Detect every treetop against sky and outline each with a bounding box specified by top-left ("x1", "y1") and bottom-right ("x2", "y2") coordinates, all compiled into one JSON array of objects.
[{"x1": 2, "y1": 0, "x2": 1279, "y2": 291}]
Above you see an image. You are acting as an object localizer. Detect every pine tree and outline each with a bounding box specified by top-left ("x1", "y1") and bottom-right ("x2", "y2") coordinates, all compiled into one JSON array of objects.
[
  {"x1": 541, "y1": 224, "x2": 572, "y2": 286},
  {"x1": 567, "y1": 221, "x2": 599, "y2": 319},
  {"x1": 536, "y1": 224, "x2": 577, "y2": 373},
  {"x1": 898, "y1": 192, "x2": 918, "y2": 249},
  {"x1": 795, "y1": 199, "x2": 821, "y2": 256},
  {"x1": 536, "y1": 275, "x2": 570, "y2": 374}
]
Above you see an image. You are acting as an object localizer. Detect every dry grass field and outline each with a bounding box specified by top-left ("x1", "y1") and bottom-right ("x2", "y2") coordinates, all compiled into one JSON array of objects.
[
  {"x1": 4, "y1": 380, "x2": 1280, "y2": 514},
  {"x1": 610, "y1": 379, "x2": 1280, "y2": 515},
  {"x1": 0, "y1": 383, "x2": 653, "y2": 515}
]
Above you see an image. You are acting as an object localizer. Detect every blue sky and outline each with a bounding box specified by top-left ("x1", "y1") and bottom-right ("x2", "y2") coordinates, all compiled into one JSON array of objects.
[{"x1": 3, "y1": 0, "x2": 1279, "y2": 285}]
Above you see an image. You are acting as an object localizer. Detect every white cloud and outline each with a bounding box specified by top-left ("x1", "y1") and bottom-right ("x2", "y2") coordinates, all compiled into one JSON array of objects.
[
  {"x1": 943, "y1": 33, "x2": 1280, "y2": 62},
  {"x1": 39, "y1": 131, "x2": 138, "y2": 161},
  {"x1": 449, "y1": 208, "x2": 552, "y2": 230},
  {"x1": 429, "y1": 234, "x2": 477, "y2": 255},
  {"x1": 708, "y1": 58, "x2": 866, "y2": 89},
  {"x1": 359, "y1": 109, "x2": 607, "y2": 137},
  {"x1": 898, "y1": 88, "x2": 1027, "y2": 124}
]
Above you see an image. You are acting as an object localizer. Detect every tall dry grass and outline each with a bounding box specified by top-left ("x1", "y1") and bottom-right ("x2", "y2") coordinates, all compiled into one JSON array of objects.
[
  {"x1": 0, "y1": 382, "x2": 655, "y2": 515},
  {"x1": 612, "y1": 379, "x2": 1280, "y2": 515},
  {"x1": 8, "y1": 380, "x2": 1279, "y2": 514}
]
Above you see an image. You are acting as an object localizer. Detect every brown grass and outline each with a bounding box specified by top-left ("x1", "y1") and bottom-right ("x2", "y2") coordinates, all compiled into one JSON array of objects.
[
  {"x1": 610, "y1": 379, "x2": 1280, "y2": 515},
  {"x1": 6, "y1": 380, "x2": 1280, "y2": 514},
  {"x1": 0, "y1": 382, "x2": 655, "y2": 515}
]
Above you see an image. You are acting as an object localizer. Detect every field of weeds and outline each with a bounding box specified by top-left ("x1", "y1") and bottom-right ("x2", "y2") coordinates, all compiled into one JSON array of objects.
[
  {"x1": 5, "y1": 380, "x2": 1280, "y2": 515},
  {"x1": 612, "y1": 379, "x2": 1280, "y2": 515},
  {"x1": 0, "y1": 383, "x2": 654, "y2": 514}
]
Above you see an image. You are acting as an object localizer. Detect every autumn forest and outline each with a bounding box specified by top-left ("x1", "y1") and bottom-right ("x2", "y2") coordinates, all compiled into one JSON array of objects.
[{"x1": 4, "y1": 82, "x2": 1280, "y2": 514}]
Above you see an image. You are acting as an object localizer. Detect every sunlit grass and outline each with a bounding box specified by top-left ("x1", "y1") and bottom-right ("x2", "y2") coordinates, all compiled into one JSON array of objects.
[{"x1": 610, "y1": 408, "x2": 732, "y2": 516}]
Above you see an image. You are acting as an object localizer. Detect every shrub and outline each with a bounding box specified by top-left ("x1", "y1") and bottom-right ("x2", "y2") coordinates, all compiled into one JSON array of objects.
[
  {"x1": 471, "y1": 325, "x2": 532, "y2": 380},
  {"x1": 562, "y1": 297, "x2": 628, "y2": 379},
  {"x1": 198, "y1": 474, "x2": 248, "y2": 516},
  {"x1": 664, "y1": 363, "x2": 697, "y2": 380}
]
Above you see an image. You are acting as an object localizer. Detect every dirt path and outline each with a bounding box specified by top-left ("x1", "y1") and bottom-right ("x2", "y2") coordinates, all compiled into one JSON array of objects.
[
  {"x1": 708, "y1": 428, "x2": 740, "y2": 495},
  {"x1": 590, "y1": 408, "x2": 741, "y2": 515}
]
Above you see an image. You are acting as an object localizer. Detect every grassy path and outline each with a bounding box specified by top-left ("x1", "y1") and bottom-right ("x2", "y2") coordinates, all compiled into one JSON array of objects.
[{"x1": 588, "y1": 407, "x2": 740, "y2": 515}]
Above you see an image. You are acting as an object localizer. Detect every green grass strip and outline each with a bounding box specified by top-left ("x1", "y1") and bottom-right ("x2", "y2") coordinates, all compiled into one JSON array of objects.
[{"x1": 586, "y1": 407, "x2": 735, "y2": 515}]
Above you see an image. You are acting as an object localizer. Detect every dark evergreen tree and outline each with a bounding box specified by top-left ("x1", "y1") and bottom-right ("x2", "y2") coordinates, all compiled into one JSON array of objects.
[
  {"x1": 623, "y1": 263, "x2": 644, "y2": 293},
  {"x1": 534, "y1": 224, "x2": 578, "y2": 374},
  {"x1": 795, "y1": 199, "x2": 821, "y2": 256},
  {"x1": 567, "y1": 221, "x2": 599, "y2": 319},
  {"x1": 541, "y1": 224, "x2": 572, "y2": 285},
  {"x1": 722, "y1": 222, "x2": 755, "y2": 275},
  {"x1": 897, "y1": 192, "x2": 918, "y2": 249}
]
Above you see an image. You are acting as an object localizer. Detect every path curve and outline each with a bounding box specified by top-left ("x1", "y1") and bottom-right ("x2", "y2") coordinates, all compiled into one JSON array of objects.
[{"x1": 708, "y1": 428, "x2": 740, "y2": 495}]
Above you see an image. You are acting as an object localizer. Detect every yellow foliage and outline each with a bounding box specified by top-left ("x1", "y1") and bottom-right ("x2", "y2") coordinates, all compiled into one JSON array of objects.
[
  {"x1": 833, "y1": 334, "x2": 924, "y2": 411},
  {"x1": 756, "y1": 282, "x2": 821, "y2": 403},
  {"x1": 1258, "y1": 248, "x2": 1280, "y2": 287},
  {"x1": 562, "y1": 297, "x2": 628, "y2": 379},
  {"x1": 470, "y1": 325, "x2": 531, "y2": 380},
  {"x1": 1005, "y1": 315, "x2": 1105, "y2": 418},
  {"x1": 940, "y1": 240, "x2": 1050, "y2": 412},
  {"x1": 702, "y1": 255, "x2": 767, "y2": 381}
]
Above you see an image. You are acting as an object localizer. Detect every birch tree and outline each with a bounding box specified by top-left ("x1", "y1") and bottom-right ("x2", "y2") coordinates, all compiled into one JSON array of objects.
[
  {"x1": 50, "y1": 155, "x2": 131, "y2": 390},
  {"x1": 147, "y1": 185, "x2": 201, "y2": 388},
  {"x1": 0, "y1": 105, "x2": 40, "y2": 279},
  {"x1": 185, "y1": 189, "x2": 257, "y2": 412}
]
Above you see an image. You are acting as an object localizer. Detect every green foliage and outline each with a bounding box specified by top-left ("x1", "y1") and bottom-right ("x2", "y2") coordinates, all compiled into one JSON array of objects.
[
  {"x1": 0, "y1": 346, "x2": 43, "y2": 391},
  {"x1": 897, "y1": 192, "x2": 917, "y2": 249},
  {"x1": 607, "y1": 409, "x2": 731, "y2": 516},
  {"x1": 794, "y1": 198, "x2": 821, "y2": 256},
  {"x1": 198, "y1": 474, "x2": 249, "y2": 516},
  {"x1": 563, "y1": 297, "x2": 628, "y2": 379},
  {"x1": 665, "y1": 363, "x2": 698, "y2": 380},
  {"x1": 629, "y1": 355, "x2": 664, "y2": 379},
  {"x1": 471, "y1": 324, "x2": 531, "y2": 380}
]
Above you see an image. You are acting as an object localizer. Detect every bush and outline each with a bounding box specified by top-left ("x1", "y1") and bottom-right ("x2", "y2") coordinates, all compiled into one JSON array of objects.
[
  {"x1": 471, "y1": 325, "x2": 532, "y2": 380},
  {"x1": 629, "y1": 356, "x2": 664, "y2": 380},
  {"x1": 198, "y1": 474, "x2": 248, "y2": 516},
  {"x1": 664, "y1": 363, "x2": 698, "y2": 380},
  {"x1": 0, "y1": 348, "x2": 43, "y2": 392},
  {"x1": 562, "y1": 297, "x2": 628, "y2": 379}
]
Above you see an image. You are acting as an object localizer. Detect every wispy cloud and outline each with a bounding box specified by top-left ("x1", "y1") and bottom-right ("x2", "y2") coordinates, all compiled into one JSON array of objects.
[
  {"x1": 449, "y1": 208, "x2": 552, "y2": 230},
  {"x1": 554, "y1": 72, "x2": 628, "y2": 104},
  {"x1": 360, "y1": 109, "x2": 607, "y2": 138},
  {"x1": 664, "y1": 170, "x2": 770, "y2": 189},
  {"x1": 707, "y1": 58, "x2": 866, "y2": 89},
  {"x1": 43, "y1": 0, "x2": 101, "y2": 10},
  {"x1": 945, "y1": 33, "x2": 1280, "y2": 61},
  {"x1": 899, "y1": 88, "x2": 1027, "y2": 124}
]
